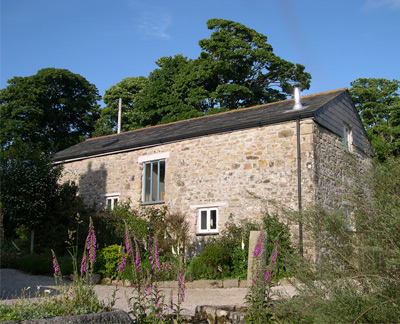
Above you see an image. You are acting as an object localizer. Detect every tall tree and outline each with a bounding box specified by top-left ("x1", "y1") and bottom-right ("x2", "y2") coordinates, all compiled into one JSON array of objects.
[
  {"x1": 93, "y1": 76, "x2": 148, "y2": 136},
  {"x1": 1, "y1": 145, "x2": 60, "y2": 254},
  {"x1": 350, "y1": 78, "x2": 400, "y2": 161},
  {"x1": 0, "y1": 68, "x2": 101, "y2": 153},
  {"x1": 100, "y1": 19, "x2": 312, "y2": 130},
  {"x1": 132, "y1": 55, "x2": 205, "y2": 127},
  {"x1": 197, "y1": 18, "x2": 311, "y2": 109},
  {"x1": 0, "y1": 144, "x2": 86, "y2": 254}
]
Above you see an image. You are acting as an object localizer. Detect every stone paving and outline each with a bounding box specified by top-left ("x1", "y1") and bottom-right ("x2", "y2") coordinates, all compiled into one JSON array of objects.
[{"x1": 0, "y1": 269, "x2": 297, "y2": 317}]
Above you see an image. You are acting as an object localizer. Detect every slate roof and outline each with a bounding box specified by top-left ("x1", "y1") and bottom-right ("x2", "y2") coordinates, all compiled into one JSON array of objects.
[{"x1": 54, "y1": 88, "x2": 349, "y2": 162}]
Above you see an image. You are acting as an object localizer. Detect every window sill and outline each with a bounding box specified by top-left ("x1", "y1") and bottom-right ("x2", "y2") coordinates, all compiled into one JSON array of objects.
[
  {"x1": 141, "y1": 201, "x2": 165, "y2": 206},
  {"x1": 195, "y1": 232, "x2": 219, "y2": 236}
]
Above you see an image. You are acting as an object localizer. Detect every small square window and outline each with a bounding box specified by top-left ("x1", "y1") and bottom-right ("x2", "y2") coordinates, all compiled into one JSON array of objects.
[
  {"x1": 143, "y1": 160, "x2": 165, "y2": 204},
  {"x1": 198, "y1": 208, "x2": 218, "y2": 233},
  {"x1": 105, "y1": 196, "x2": 119, "y2": 210}
]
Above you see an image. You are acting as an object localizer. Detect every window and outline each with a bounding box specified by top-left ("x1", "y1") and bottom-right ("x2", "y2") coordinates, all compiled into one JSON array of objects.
[
  {"x1": 143, "y1": 160, "x2": 165, "y2": 203},
  {"x1": 198, "y1": 208, "x2": 218, "y2": 233},
  {"x1": 105, "y1": 195, "x2": 119, "y2": 210},
  {"x1": 342, "y1": 123, "x2": 352, "y2": 151}
]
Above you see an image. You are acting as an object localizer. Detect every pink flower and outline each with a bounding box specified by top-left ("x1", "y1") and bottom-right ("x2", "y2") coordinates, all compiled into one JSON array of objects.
[
  {"x1": 155, "y1": 243, "x2": 160, "y2": 270},
  {"x1": 86, "y1": 219, "x2": 96, "y2": 265},
  {"x1": 177, "y1": 264, "x2": 185, "y2": 303},
  {"x1": 150, "y1": 241, "x2": 160, "y2": 271},
  {"x1": 135, "y1": 250, "x2": 141, "y2": 272},
  {"x1": 117, "y1": 252, "x2": 126, "y2": 273},
  {"x1": 265, "y1": 270, "x2": 271, "y2": 281},
  {"x1": 253, "y1": 233, "x2": 263, "y2": 258},
  {"x1": 80, "y1": 252, "x2": 87, "y2": 275},
  {"x1": 51, "y1": 250, "x2": 61, "y2": 276},
  {"x1": 265, "y1": 239, "x2": 279, "y2": 282}
]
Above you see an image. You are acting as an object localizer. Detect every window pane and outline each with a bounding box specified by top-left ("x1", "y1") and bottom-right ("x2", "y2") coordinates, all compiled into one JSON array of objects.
[
  {"x1": 159, "y1": 161, "x2": 165, "y2": 201},
  {"x1": 152, "y1": 162, "x2": 159, "y2": 201},
  {"x1": 200, "y1": 211, "x2": 207, "y2": 230},
  {"x1": 144, "y1": 163, "x2": 151, "y2": 202},
  {"x1": 210, "y1": 210, "x2": 217, "y2": 230}
]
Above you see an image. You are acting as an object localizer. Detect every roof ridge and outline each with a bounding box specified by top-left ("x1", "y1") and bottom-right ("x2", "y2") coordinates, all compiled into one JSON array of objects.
[{"x1": 87, "y1": 88, "x2": 348, "y2": 142}]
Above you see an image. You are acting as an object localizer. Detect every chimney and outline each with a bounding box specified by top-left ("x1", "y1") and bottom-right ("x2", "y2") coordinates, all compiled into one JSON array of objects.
[
  {"x1": 293, "y1": 86, "x2": 303, "y2": 110},
  {"x1": 117, "y1": 97, "x2": 122, "y2": 134}
]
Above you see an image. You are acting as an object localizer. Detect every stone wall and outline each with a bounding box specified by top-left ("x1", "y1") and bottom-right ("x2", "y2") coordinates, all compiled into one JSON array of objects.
[
  {"x1": 313, "y1": 123, "x2": 372, "y2": 209},
  {"x1": 59, "y1": 116, "x2": 373, "y2": 257},
  {"x1": 59, "y1": 119, "x2": 317, "y2": 250}
]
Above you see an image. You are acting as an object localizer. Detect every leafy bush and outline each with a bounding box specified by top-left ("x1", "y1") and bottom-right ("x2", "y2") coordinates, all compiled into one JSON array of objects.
[
  {"x1": 187, "y1": 257, "x2": 215, "y2": 280},
  {"x1": 188, "y1": 214, "x2": 293, "y2": 281},
  {"x1": 268, "y1": 158, "x2": 400, "y2": 323},
  {"x1": 95, "y1": 244, "x2": 121, "y2": 279},
  {"x1": 18, "y1": 254, "x2": 52, "y2": 275},
  {"x1": 263, "y1": 213, "x2": 294, "y2": 280},
  {"x1": 197, "y1": 243, "x2": 228, "y2": 278}
]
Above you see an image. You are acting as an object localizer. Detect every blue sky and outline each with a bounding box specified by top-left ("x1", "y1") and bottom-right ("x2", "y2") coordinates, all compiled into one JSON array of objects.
[{"x1": 1, "y1": 0, "x2": 399, "y2": 106}]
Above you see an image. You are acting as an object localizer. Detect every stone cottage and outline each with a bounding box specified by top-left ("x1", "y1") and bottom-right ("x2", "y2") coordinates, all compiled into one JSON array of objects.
[{"x1": 54, "y1": 88, "x2": 373, "y2": 255}]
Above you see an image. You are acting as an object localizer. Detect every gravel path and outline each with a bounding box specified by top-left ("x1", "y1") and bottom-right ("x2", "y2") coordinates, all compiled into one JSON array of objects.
[{"x1": 0, "y1": 268, "x2": 296, "y2": 317}]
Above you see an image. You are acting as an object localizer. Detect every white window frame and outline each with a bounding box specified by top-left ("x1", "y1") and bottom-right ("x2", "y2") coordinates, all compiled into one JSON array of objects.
[
  {"x1": 197, "y1": 208, "x2": 218, "y2": 234},
  {"x1": 105, "y1": 194, "x2": 119, "y2": 210},
  {"x1": 142, "y1": 159, "x2": 166, "y2": 204},
  {"x1": 342, "y1": 123, "x2": 353, "y2": 151}
]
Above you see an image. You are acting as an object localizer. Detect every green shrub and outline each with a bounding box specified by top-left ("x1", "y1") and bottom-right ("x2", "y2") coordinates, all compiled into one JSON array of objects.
[
  {"x1": 262, "y1": 213, "x2": 294, "y2": 280},
  {"x1": 95, "y1": 244, "x2": 121, "y2": 279},
  {"x1": 198, "y1": 243, "x2": 228, "y2": 278},
  {"x1": 268, "y1": 158, "x2": 400, "y2": 323},
  {"x1": 187, "y1": 257, "x2": 215, "y2": 280},
  {"x1": 58, "y1": 254, "x2": 74, "y2": 275},
  {"x1": 18, "y1": 254, "x2": 52, "y2": 275}
]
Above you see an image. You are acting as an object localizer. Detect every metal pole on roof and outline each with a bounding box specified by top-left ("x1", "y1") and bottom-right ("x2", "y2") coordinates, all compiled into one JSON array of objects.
[{"x1": 117, "y1": 97, "x2": 122, "y2": 134}]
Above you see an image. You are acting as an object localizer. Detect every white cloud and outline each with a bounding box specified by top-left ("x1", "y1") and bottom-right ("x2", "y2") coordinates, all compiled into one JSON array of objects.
[
  {"x1": 364, "y1": 0, "x2": 400, "y2": 9},
  {"x1": 137, "y1": 12, "x2": 172, "y2": 40},
  {"x1": 126, "y1": 0, "x2": 172, "y2": 40}
]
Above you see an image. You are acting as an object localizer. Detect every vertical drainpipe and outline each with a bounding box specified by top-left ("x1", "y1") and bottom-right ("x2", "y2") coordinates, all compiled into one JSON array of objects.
[{"x1": 296, "y1": 118, "x2": 304, "y2": 256}]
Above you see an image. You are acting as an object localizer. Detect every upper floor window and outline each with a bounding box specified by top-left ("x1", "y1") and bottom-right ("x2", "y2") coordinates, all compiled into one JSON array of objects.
[
  {"x1": 342, "y1": 123, "x2": 353, "y2": 151},
  {"x1": 143, "y1": 160, "x2": 165, "y2": 204},
  {"x1": 198, "y1": 208, "x2": 218, "y2": 234}
]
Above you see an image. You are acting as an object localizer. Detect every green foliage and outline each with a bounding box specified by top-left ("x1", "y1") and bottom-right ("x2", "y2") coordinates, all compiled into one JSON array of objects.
[
  {"x1": 350, "y1": 78, "x2": 400, "y2": 161},
  {"x1": 263, "y1": 213, "x2": 294, "y2": 280},
  {"x1": 188, "y1": 214, "x2": 293, "y2": 281},
  {"x1": 0, "y1": 68, "x2": 101, "y2": 153},
  {"x1": 0, "y1": 146, "x2": 61, "y2": 232},
  {"x1": 197, "y1": 243, "x2": 228, "y2": 278},
  {"x1": 93, "y1": 202, "x2": 190, "y2": 262},
  {"x1": 97, "y1": 19, "x2": 311, "y2": 132},
  {"x1": 93, "y1": 76, "x2": 148, "y2": 136},
  {"x1": 215, "y1": 217, "x2": 258, "y2": 279},
  {"x1": 18, "y1": 254, "x2": 52, "y2": 275},
  {"x1": 186, "y1": 257, "x2": 215, "y2": 280},
  {"x1": 95, "y1": 244, "x2": 121, "y2": 279},
  {"x1": 0, "y1": 217, "x2": 109, "y2": 322},
  {"x1": 268, "y1": 158, "x2": 400, "y2": 323},
  {"x1": 0, "y1": 145, "x2": 88, "y2": 254}
]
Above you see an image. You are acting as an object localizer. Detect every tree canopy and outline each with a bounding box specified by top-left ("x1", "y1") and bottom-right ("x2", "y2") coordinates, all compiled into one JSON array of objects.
[
  {"x1": 95, "y1": 19, "x2": 311, "y2": 133},
  {"x1": 0, "y1": 68, "x2": 101, "y2": 153},
  {"x1": 350, "y1": 78, "x2": 400, "y2": 161},
  {"x1": 93, "y1": 76, "x2": 148, "y2": 137}
]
